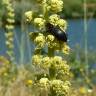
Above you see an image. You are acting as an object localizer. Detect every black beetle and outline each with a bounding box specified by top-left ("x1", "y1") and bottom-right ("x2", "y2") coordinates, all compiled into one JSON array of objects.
[{"x1": 45, "y1": 23, "x2": 68, "y2": 42}]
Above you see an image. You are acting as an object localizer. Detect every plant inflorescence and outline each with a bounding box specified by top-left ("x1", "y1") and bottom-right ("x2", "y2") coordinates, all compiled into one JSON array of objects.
[{"x1": 25, "y1": 0, "x2": 71, "y2": 96}]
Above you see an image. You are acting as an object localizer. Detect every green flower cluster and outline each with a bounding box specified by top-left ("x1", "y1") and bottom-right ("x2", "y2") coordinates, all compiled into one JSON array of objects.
[
  {"x1": 32, "y1": 53, "x2": 70, "y2": 95},
  {"x1": 48, "y1": 0, "x2": 63, "y2": 13},
  {"x1": 32, "y1": 55, "x2": 70, "y2": 79},
  {"x1": 50, "y1": 80, "x2": 70, "y2": 96},
  {"x1": 29, "y1": 33, "x2": 70, "y2": 54},
  {"x1": 34, "y1": 33, "x2": 46, "y2": 48},
  {"x1": 34, "y1": 18, "x2": 45, "y2": 30},
  {"x1": 38, "y1": 78, "x2": 71, "y2": 96},
  {"x1": 39, "y1": 77, "x2": 50, "y2": 88},
  {"x1": 2, "y1": 0, "x2": 15, "y2": 62},
  {"x1": 36, "y1": 0, "x2": 63, "y2": 13},
  {"x1": 49, "y1": 14, "x2": 67, "y2": 31},
  {"x1": 25, "y1": 11, "x2": 33, "y2": 22}
]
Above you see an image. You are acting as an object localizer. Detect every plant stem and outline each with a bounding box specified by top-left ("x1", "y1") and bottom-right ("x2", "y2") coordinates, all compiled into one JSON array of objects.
[
  {"x1": 48, "y1": 47, "x2": 54, "y2": 57},
  {"x1": 84, "y1": 0, "x2": 88, "y2": 76},
  {"x1": 48, "y1": 47, "x2": 56, "y2": 80}
]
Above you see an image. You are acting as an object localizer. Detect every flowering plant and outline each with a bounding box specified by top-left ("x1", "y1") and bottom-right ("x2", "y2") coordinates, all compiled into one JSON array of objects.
[{"x1": 25, "y1": 0, "x2": 71, "y2": 96}]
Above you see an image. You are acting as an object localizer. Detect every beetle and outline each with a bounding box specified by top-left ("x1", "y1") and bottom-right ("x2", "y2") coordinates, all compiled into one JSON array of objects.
[{"x1": 45, "y1": 23, "x2": 68, "y2": 42}]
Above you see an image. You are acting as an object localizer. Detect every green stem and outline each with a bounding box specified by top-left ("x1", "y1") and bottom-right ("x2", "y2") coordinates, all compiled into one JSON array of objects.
[
  {"x1": 48, "y1": 47, "x2": 54, "y2": 57},
  {"x1": 48, "y1": 47, "x2": 56, "y2": 79},
  {"x1": 42, "y1": 0, "x2": 49, "y2": 21},
  {"x1": 84, "y1": 0, "x2": 88, "y2": 77}
]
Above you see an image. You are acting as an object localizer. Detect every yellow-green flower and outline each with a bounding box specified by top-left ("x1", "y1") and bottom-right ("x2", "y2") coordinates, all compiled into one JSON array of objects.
[
  {"x1": 6, "y1": 6, "x2": 14, "y2": 12},
  {"x1": 3, "y1": 72, "x2": 8, "y2": 76},
  {"x1": 42, "y1": 56, "x2": 51, "y2": 68},
  {"x1": 0, "y1": 56, "x2": 10, "y2": 65},
  {"x1": 46, "y1": 35, "x2": 60, "y2": 49},
  {"x1": 49, "y1": 14, "x2": 59, "y2": 25},
  {"x1": 62, "y1": 81, "x2": 71, "y2": 94},
  {"x1": 5, "y1": 32, "x2": 14, "y2": 38},
  {"x1": 34, "y1": 18, "x2": 45, "y2": 30},
  {"x1": 62, "y1": 44, "x2": 70, "y2": 55},
  {"x1": 34, "y1": 33, "x2": 45, "y2": 48},
  {"x1": 7, "y1": 12, "x2": 15, "y2": 18},
  {"x1": 57, "y1": 62, "x2": 70, "y2": 76},
  {"x1": 50, "y1": 79, "x2": 63, "y2": 92},
  {"x1": 0, "y1": 67, "x2": 9, "y2": 76},
  {"x1": 51, "y1": 79, "x2": 63, "y2": 86},
  {"x1": 6, "y1": 41, "x2": 14, "y2": 49},
  {"x1": 50, "y1": 80, "x2": 70, "y2": 96},
  {"x1": 52, "y1": 56, "x2": 62, "y2": 65},
  {"x1": 25, "y1": 11, "x2": 33, "y2": 22},
  {"x1": 47, "y1": 35, "x2": 55, "y2": 42},
  {"x1": 48, "y1": 0, "x2": 63, "y2": 13},
  {"x1": 5, "y1": 25, "x2": 14, "y2": 30},
  {"x1": 7, "y1": 19, "x2": 15, "y2": 23},
  {"x1": 32, "y1": 55, "x2": 42, "y2": 65},
  {"x1": 79, "y1": 87, "x2": 88, "y2": 94},
  {"x1": 2, "y1": 0, "x2": 10, "y2": 5},
  {"x1": 39, "y1": 78, "x2": 49, "y2": 88},
  {"x1": 57, "y1": 19, "x2": 67, "y2": 31},
  {"x1": 26, "y1": 79, "x2": 33, "y2": 85}
]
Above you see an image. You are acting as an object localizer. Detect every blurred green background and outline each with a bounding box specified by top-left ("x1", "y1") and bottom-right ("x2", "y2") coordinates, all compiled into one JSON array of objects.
[{"x1": 0, "y1": 0, "x2": 96, "y2": 24}]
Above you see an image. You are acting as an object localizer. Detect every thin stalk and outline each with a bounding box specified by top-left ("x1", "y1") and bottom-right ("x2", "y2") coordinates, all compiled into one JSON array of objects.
[
  {"x1": 20, "y1": 0, "x2": 25, "y2": 64},
  {"x1": 25, "y1": 23, "x2": 32, "y2": 64},
  {"x1": 48, "y1": 47, "x2": 54, "y2": 57},
  {"x1": 48, "y1": 47, "x2": 56, "y2": 80},
  {"x1": 84, "y1": 0, "x2": 88, "y2": 76}
]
